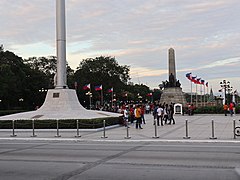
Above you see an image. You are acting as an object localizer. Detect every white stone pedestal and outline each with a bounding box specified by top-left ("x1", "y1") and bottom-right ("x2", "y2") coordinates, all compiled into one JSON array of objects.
[
  {"x1": 160, "y1": 87, "x2": 187, "y2": 106},
  {"x1": 0, "y1": 89, "x2": 119, "y2": 120}
]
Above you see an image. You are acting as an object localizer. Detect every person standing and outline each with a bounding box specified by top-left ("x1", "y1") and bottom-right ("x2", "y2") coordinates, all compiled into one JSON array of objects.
[
  {"x1": 168, "y1": 104, "x2": 175, "y2": 124},
  {"x1": 163, "y1": 104, "x2": 169, "y2": 124},
  {"x1": 141, "y1": 105, "x2": 146, "y2": 124},
  {"x1": 223, "y1": 103, "x2": 228, "y2": 116},
  {"x1": 129, "y1": 105, "x2": 135, "y2": 123},
  {"x1": 146, "y1": 104, "x2": 150, "y2": 114},
  {"x1": 233, "y1": 102, "x2": 236, "y2": 116},
  {"x1": 135, "y1": 105, "x2": 143, "y2": 129},
  {"x1": 157, "y1": 105, "x2": 164, "y2": 126},
  {"x1": 229, "y1": 102, "x2": 234, "y2": 116}
]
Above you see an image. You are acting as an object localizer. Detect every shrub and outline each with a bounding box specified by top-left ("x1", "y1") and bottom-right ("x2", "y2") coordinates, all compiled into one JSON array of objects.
[
  {"x1": 0, "y1": 117, "x2": 122, "y2": 129},
  {"x1": 194, "y1": 106, "x2": 224, "y2": 114}
]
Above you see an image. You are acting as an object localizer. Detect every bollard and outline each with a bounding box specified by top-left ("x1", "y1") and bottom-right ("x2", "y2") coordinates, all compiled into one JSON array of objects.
[
  {"x1": 101, "y1": 120, "x2": 108, "y2": 138},
  {"x1": 209, "y1": 119, "x2": 217, "y2": 139},
  {"x1": 183, "y1": 119, "x2": 190, "y2": 139},
  {"x1": 152, "y1": 119, "x2": 159, "y2": 138},
  {"x1": 31, "y1": 119, "x2": 37, "y2": 137},
  {"x1": 124, "y1": 124, "x2": 131, "y2": 139},
  {"x1": 10, "y1": 120, "x2": 17, "y2": 137},
  {"x1": 75, "y1": 120, "x2": 81, "y2": 137},
  {"x1": 55, "y1": 119, "x2": 61, "y2": 137},
  {"x1": 233, "y1": 119, "x2": 236, "y2": 139}
]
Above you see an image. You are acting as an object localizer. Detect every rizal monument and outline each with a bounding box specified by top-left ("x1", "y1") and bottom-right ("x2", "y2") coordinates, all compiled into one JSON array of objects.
[
  {"x1": 159, "y1": 48, "x2": 187, "y2": 107},
  {"x1": 0, "y1": 0, "x2": 119, "y2": 120}
]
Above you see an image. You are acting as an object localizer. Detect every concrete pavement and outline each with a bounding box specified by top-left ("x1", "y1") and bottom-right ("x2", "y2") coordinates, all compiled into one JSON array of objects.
[{"x1": 0, "y1": 114, "x2": 240, "y2": 143}]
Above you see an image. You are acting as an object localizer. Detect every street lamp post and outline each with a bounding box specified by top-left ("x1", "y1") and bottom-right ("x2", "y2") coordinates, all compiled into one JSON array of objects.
[
  {"x1": 86, "y1": 91, "x2": 92, "y2": 109},
  {"x1": 220, "y1": 80, "x2": 232, "y2": 104}
]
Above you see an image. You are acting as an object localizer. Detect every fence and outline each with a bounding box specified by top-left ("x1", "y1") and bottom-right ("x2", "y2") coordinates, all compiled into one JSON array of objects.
[{"x1": 0, "y1": 117, "x2": 239, "y2": 140}]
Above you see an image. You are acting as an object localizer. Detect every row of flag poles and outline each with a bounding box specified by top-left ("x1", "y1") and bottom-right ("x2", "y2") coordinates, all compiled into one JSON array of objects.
[
  {"x1": 82, "y1": 83, "x2": 113, "y2": 106},
  {"x1": 75, "y1": 82, "x2": 154, "y2": 108},
  {"x1": 186, "y1": 72, "x2": 209, "y2": 106}
]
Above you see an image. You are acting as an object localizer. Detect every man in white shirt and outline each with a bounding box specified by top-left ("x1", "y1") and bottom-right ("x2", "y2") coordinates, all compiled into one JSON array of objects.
[{"x1": 157, "y1": 105, "x2": 164, "y2": 126}]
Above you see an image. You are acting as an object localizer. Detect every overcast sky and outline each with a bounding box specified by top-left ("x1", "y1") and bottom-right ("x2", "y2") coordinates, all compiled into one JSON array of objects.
[{"x1": 1, "y1": 0, "x2": 240, "y2": 95}]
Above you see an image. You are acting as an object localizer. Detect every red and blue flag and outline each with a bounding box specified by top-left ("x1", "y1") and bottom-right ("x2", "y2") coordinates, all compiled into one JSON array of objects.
[
  {"x1": 108, "y1": 87, "x2": 113, "y2": 93},
  {"x1": 83, "y1": 83, "x2": 90, "y2": 90},
  {"x1": 95, "y1": 85, "x2": 102, "y2": 91}
]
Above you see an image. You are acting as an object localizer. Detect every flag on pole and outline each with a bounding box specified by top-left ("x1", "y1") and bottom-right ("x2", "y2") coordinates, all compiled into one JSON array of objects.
[
  {"x1": 191, "y1": 76, "x2": 197, "y2": 83},
  {"x1": 95, "y1": 85, "x2": 102, "y2": 91},
  {"x1": 108, "y1": 87, "x2": 113, "y2": 93},
  {"x1": 186, "y1": 72, "x2": 192, "y2": 80},
  {"x1": 147, "y1": 93, "x2": 153, "y2": 96},
  {"x1": 83, "y1": 83, "x2": 90, "y2": 90},
  {"x1": 234, "y1": 90, "x2": 238, "y2": 95},
  {"x1": 200, "y1": 79, "x2": 205, "y2": 85},
  {"x1": 196, "y1": 78, "x2": 201, "y2": 84}
]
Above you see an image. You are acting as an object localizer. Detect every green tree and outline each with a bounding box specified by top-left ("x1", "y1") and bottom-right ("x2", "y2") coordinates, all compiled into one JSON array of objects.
[
  {"x1": 74, "y1": 56, "x2": 130, "y2": 105},
  {"x1": 0, "y1": 48, "x2": 29, "y2": 109},
  {"x1": 24, "y1": 56, "x2": 75, "y2": 89}
]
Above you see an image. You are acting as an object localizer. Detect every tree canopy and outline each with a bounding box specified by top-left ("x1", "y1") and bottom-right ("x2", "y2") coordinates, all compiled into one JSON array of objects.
[{"x1": 0, "y1": 47, "x2": 156, "y2": 111}]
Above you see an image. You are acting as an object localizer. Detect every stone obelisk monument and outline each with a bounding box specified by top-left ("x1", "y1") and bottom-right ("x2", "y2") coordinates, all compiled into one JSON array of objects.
[
  {"x1": 160, "y1": 48, "x2": 187, "y2": 112},
  {"x1": 168, "y1": 48, "x2": 176, "y2": 85}
]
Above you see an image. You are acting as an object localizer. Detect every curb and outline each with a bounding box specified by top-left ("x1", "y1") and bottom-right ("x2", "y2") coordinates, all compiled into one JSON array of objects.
[{"x1": 0, "y1": 137, "x2": 240, "y2": 143}]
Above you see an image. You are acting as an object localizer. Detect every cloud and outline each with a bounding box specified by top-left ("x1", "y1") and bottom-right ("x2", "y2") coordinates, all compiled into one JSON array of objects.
[
  {"x1": 130, "y1": 67, "x2": 167, "y2": 78},
  {"x1": 1, "y1": 0, "x2": 240, "y2": 94},
  {"x1": 201, "y1": 57, "x2": 240, "y2": 69}
]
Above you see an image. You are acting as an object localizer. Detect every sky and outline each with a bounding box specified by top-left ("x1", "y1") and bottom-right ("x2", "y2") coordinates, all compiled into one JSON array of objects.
[{"x1": 0, "y1": 0, "x2": 240, "y2": 95}]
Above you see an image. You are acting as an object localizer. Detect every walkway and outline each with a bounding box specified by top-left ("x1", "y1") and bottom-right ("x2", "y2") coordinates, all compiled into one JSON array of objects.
[{"x1": 0, "y1": 114, "x2": 240, "y2": 143}]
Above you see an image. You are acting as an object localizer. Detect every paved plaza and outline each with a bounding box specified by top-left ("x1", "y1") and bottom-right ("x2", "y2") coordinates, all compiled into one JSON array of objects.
[{"x1": 0, "y1": 114, "x2": 240, "y2": 143}]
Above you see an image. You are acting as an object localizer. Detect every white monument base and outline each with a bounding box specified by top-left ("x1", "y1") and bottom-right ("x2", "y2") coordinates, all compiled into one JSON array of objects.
[{"x1": 0, "y1": 89, "x2": 120, "y2": 120}]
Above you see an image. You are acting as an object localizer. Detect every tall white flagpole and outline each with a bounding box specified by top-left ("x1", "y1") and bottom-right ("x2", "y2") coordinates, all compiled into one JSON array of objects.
[
  {"x1": 203, "y1": 85, "x2": 205, "y2": 106},
  {"x1": 56, "y1": 0, "x2": 67, "y2": 89},
  {"x1": 111, "y1": 88, "x2": 113, "y2": 108},
  {"x1": 190, "y1": 81, "x2": 193, "y2": 104},
  {"x1": 101, "y1": 88, "x2": 103, "y2": 106},
  {"x1": 195, "y1": 83, "x2": 198, "y2": 107}
]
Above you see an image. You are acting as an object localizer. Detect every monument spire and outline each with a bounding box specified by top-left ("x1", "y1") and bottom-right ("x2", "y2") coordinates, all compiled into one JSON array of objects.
[
  {"x1": 168, "y1": 48, "x2": 176, "y2": 85},
  {"x1": 160, "y1": 48, "x2": 186, "y2": 108},
  {"x1": 55, "y1": 0, "x2": 67, "y2": 89}
]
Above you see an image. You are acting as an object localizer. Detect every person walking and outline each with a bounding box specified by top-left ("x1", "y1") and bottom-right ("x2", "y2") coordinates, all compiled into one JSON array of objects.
[{"x1": 135, "y1": 105, "x2": 143, "y2": 129}]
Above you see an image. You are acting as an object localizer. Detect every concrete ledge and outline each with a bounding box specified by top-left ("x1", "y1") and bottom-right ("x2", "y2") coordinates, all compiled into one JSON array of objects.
[{"x1": 0, "y1": 137, "x2": 240, "y2": 143}]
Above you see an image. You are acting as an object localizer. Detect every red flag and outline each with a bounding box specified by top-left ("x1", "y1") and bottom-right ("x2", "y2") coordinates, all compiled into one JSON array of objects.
[
  {"x1": 95, "y1": 85, "x2": 102, "y2": 91},
  {"x1": 83, "y1": 83, "x2": 90, "y2": 90},
  {"x1": 108, "y1": 87, "x2": 113, "y2": 93}
]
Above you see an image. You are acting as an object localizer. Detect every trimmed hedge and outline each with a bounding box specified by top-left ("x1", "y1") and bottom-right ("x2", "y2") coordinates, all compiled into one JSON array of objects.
[
  {"x1": 194, "y1": 105, "x2": 240, "y2": 114},
  {"x1": 0, "y1": 117, "x2": 123, "y2": 129}
]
